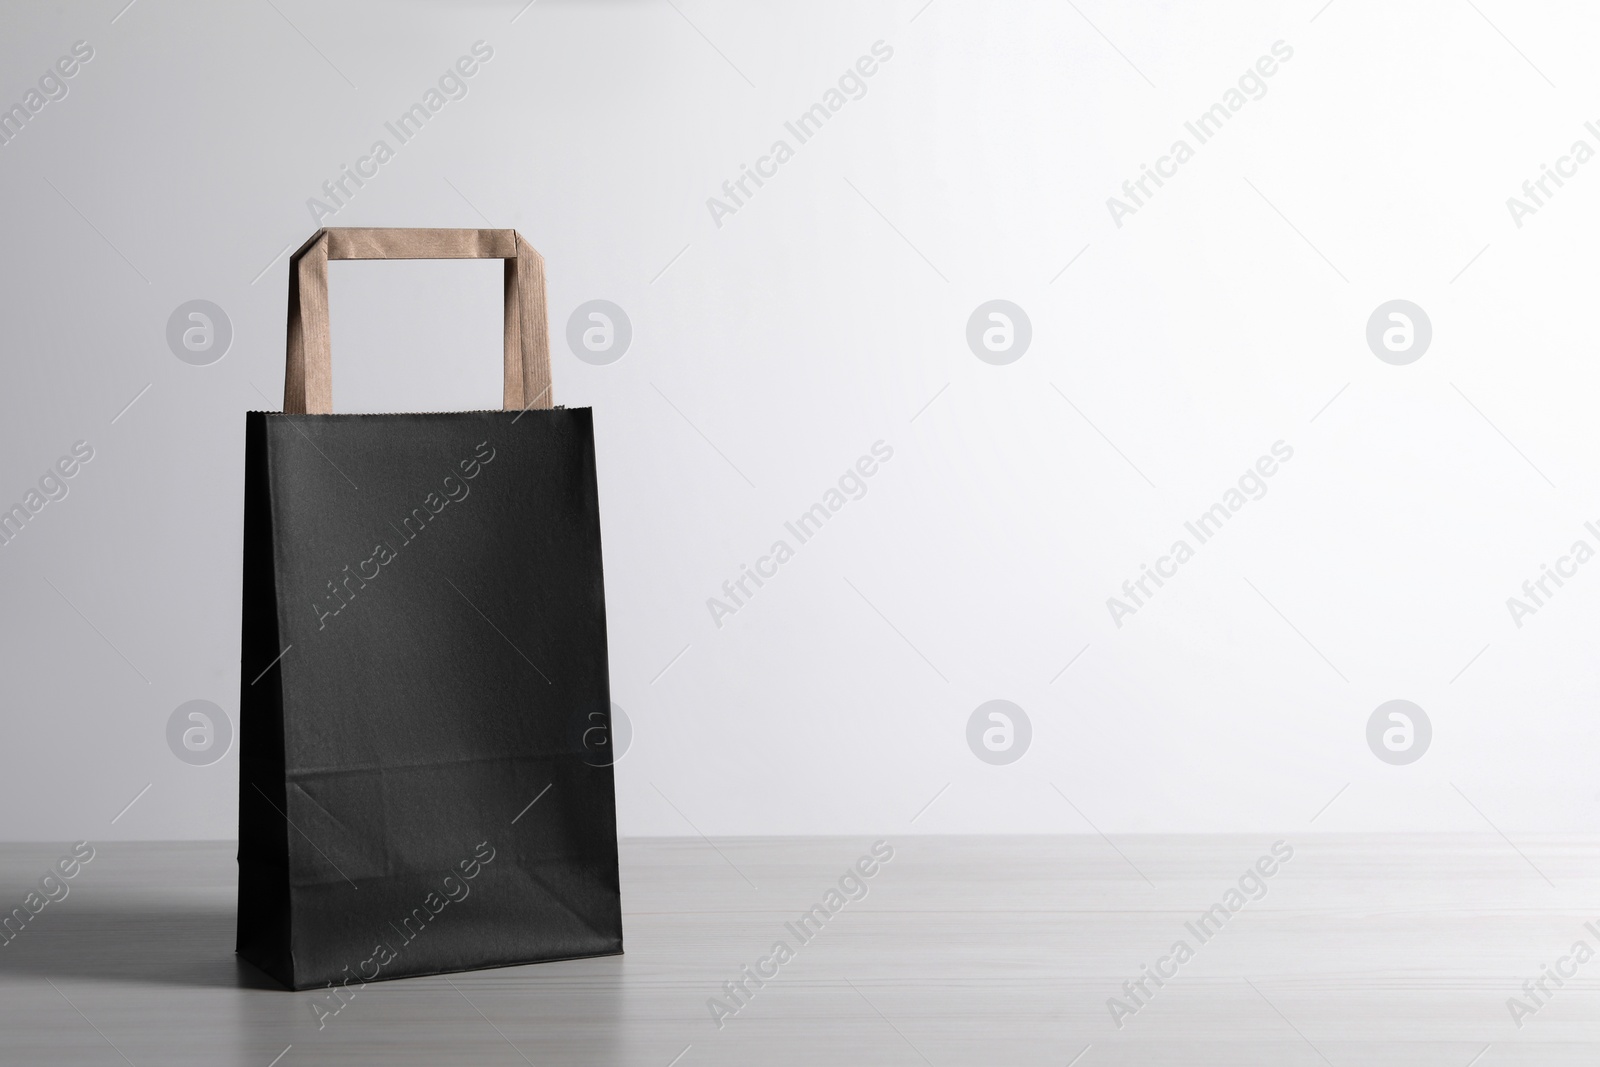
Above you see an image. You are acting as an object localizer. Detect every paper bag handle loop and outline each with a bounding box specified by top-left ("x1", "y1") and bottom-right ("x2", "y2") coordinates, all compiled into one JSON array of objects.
[{"x1": 283, "y1": 228, "x2": 552, "y2": 415}]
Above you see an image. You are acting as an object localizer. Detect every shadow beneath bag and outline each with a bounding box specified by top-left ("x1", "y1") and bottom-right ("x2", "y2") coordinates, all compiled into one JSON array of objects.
[{"x1": 0, "y1": 901, "x2": 281, "y2": 990}]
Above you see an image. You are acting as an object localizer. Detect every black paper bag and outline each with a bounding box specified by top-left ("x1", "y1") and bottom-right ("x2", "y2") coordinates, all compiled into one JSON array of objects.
[{"x1": 236, "y1": 228, "x2": 622, "y2": 992}]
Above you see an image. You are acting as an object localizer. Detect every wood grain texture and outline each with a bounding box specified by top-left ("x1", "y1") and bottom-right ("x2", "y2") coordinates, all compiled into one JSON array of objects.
[{"x1": 0, "y1": 835, "x2": 1594, "y2": 1065}]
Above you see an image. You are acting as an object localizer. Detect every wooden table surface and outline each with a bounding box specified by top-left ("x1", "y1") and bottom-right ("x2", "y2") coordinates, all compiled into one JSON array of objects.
[{"x1": 0, "y1": 835, "x2": 1592, "y2": 1065}]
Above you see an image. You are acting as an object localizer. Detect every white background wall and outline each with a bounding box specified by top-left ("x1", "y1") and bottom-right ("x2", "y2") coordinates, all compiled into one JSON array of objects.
[{"x1": 2, "y1": 0, "x2": 1597, "y2": 841}]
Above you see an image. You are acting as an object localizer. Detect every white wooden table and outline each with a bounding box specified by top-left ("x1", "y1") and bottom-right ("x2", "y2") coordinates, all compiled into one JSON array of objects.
[{"x1": 0, "y1": 835, "x2": 1589, "y2": 1064}]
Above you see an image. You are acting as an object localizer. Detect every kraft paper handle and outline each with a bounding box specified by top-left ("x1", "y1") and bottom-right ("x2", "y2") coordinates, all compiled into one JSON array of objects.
[{"x1": 283, "y1": 227, "x2": 553, "y2": 415}]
